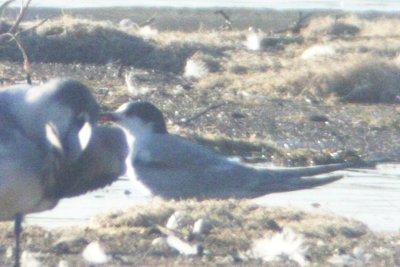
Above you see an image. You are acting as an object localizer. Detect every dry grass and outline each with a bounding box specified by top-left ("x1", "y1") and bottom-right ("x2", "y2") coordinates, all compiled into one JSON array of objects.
[
  {"x1": 77, "y1": 200, "x2": 400, "y2": 266},
  {"x1": 302, "y1": 15, "x2": 363, "y2": 38},
  {"x1": 2, "y1": 13, "x2": 400, "y2": 103},
  {"x1": 1, "y1": 16, "x2": 191, "y2": 73},
  {"x1": 268, "y1": 55, "x2": 400, "y2": 103},
  {"x1": 1, "y1": 200, "x2": 397, "y2": 266}
]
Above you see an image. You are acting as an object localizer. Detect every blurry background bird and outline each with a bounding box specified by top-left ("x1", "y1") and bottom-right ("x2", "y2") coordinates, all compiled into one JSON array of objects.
[{"x1": 124, "y1": 69, "x2": 157, "y2": 97}]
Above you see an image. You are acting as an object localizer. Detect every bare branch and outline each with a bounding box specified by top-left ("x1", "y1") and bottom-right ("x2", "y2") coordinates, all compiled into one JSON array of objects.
[
  {"x1": 179, "y1": 102, "x2": 225, "y2": 125},
  {"x1": 0, "y1": 0, "x2": 15, "y2": 16},
  {"x1": 275, "y1": 12, "x2": 312, "y2": 35},
  {"x1": 3, "y1": 32, "x2": 31, "y2": 84},
  {"x1": 214, "y1": 10, "x2": 232, "y2": 30},
  {"x1": 138, "y1": 16, "x2": 155, "y2": 27},
  {"x1": 9, "y1": 0, "x2": 32, "y2": 33}
]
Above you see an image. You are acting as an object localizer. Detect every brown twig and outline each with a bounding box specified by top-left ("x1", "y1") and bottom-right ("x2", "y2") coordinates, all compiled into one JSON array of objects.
[
  {"x1": 4, "y1": 32, "x2": 31, "y2": 84},
  {"x1": 179, "y1": 102, "x2": 225, "y2": 125},
  {"x1": 275, "y1": 12, "x2": 312, "y2": 34},
  {"x1": 215, "y1": 10, "x2": 232, "y2": 30},
  {"x1": 138, "y1": 16, "x2": 156, "y2": 27},
  {"x1": 117, "y1": 62, "x2": 125, "y2": 78},
  {"x1": 98, "y1": 88, "x2": 110, "y2": 105},
  {"x1": 9, "y1": 0, "x2": 32, "y2": 33},
  {"x1": 0, "y1": 0, "x2": 33, "y2": 42}
]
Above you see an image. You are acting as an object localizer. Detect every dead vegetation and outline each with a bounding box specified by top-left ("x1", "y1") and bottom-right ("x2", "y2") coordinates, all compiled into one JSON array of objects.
[
  {"x1": 1, "y1": 11, "x2": 400, "y2": 103},
  {"x1": 0, "y1": 200, "x2": 398, "y2": 266}
]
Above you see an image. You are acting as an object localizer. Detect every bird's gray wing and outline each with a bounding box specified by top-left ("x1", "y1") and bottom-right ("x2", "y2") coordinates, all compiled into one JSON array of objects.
[
  {"x1": 53, "y1": 126, "x2": 128, "y2": 198},
  {"x1": 0, "y1": 112, "x2": 58, "y2": 219},
  {"x1": 250, "y1": 170, "x2": 343, "y2": 197},
  {"x1": 134, "y1": 134, "x2": 228, "y2": 169},
  {"x1": 132, "y1": 134, "x2": 239, "y2": 199},
  {"x1": 132, "y1": 135, "x2": 350, "y2": 199}
]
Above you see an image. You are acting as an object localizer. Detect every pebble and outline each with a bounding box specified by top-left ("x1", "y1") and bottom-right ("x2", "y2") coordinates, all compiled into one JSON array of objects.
[{"x1": 82, "y1": 241, "x2": 111, "y2": 265}]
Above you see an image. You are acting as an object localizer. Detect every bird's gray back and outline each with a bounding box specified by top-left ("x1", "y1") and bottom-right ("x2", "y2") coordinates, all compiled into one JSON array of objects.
[{"x1": 132, "y1": 134, "x2": 261, "y2": 199}]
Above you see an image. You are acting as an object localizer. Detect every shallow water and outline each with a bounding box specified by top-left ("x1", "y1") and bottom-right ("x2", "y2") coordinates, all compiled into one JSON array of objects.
[{"x1": 26, "y1": 163, "x2": 400, "y2": 232}]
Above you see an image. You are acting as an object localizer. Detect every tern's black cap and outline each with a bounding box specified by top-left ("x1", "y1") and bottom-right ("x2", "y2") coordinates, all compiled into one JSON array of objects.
[{"x1": 124, "y1": 102, "x2": 167, "y2": 134}]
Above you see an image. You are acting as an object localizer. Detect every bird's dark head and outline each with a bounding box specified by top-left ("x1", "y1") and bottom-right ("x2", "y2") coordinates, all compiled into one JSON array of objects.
[
  {"x1": 102, "y1": 102, "x2": 168, "y2": 136},
  {"x1": 52, "y1": 79, "x2": 100, "y2": 123},
  {"x1": 46, "y1": 79, "x2": 99, "y2": 161}
]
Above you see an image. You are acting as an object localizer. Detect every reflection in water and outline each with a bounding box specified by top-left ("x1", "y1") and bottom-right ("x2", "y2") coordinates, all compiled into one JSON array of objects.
[{"x1": 26, "y1": 164, "x2": 400, "y2": 232}]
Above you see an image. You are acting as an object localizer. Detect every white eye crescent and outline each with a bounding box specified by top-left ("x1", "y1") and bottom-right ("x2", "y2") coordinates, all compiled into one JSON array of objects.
[
  {"x1": 45, "y1": 122, "x2": 63, "y2": 154},
  {"x1": 78, "y1": 121, "x2": 92, "y2": 151}
]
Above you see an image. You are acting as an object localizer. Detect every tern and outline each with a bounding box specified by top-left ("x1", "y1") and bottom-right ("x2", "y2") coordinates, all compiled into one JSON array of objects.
[{"x1": 102, "y1": 101, "x2": 366, "y2": 200}]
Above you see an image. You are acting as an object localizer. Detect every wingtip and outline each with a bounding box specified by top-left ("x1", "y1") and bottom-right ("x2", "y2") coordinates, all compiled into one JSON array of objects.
[
  {"x1": 295, "y1": 174, "x2": 344, "y2": 187},
  {"x1": 264, "y1": 173, "x2": 344, "y2": 194}
]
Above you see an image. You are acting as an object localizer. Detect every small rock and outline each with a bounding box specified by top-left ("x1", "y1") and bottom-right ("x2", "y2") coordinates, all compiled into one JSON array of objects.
[
  {"x1": 232, "y1": 112, "x2": 246, "y2": 119},
  {"x1": 311, "y1": 203, "x2": 321, "y2": 208},
  {"x1": 339, "y1": 225, "x2": 367, "y2": 238},
  {"x1": 82, "y1": 241, "x2": 111, "y2": 265},
  {"x1": 58, "y1": 260, "x2": 69, "y2": 267},
  {"x1": 95, "y1": 88, "x2": 109, "y2": 95},
  {"x1": 6, "y1": 246, "x2": 13, "y2": 259},
  {"x1": 166, "y1": 235, "x2": 199, "y2": 256},
  {"x1": 309, "y1": 114, "x2": 329, "y2": 122},
  {"x1": 166, "y1": 211, "x2": 186, "y2": 231},
  {"x1": 264, "y1": 219, "x2": 282, "y2": 232},
  {"x1": 191, "y1": 218, "x2": 212, "y2": 237},
  {"x1": 215, "y1": 255, "x2": 235, "y2": 265},
  {"x1": 53, "y1": 235, "x2": 88, "y2": 254},
  {"x1": 328, "y1": 254, "x2": 356, "y2": 266},
  {"x1": 21, "y1": 251, "x2": 41, "y2": 267},
  {"x1": 152, "y1": 237, "x2": 169, "y2": 249},
  {"x1": 192, "y1": 219, "x2": 205, "y2": 235},
  {"x1": 353, "y1": 246, "x2": 372, "y2": 263}
]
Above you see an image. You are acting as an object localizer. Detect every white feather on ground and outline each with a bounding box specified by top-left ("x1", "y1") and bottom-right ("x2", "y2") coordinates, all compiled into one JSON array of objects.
[
  {"x1": 301, "y1": 44, "x2": 336, "y2": 60},
  {"x1": 244, "y1": 27, "x2": 265, "y2": 51},
  {"x1": 184, "y1": 58, "x2": 209, "y2": 80},
  {"x1": 119, "y1": 18, "x2": 137, "y2": 30},
  {"x1": 247, "y1": 228, "x2": 308, "y2": 266}
]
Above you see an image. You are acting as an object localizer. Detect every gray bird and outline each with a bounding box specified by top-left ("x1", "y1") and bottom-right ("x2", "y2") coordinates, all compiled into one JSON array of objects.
[
  {"x1": 0, "y1": 78, "x2": 100, "y2": 267},
  {"x1": 54, "y1": 125, "x2": 129, "y2": 199},
  {"x1": 103, "y1": 101, "x2": 365, "y2": 200},
  {"x1": 0, "y1": 78, "x2": 100, "y2": 163}
]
